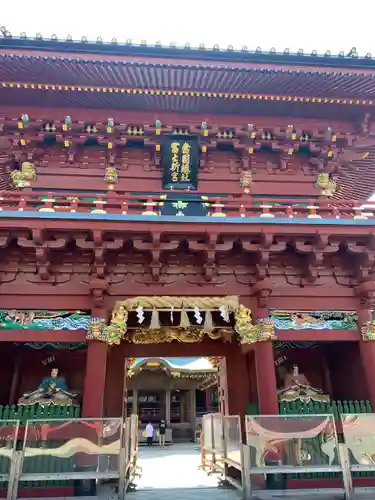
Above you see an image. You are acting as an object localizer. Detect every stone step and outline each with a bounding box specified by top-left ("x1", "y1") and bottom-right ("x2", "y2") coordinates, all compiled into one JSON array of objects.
[{"x1": 125, "y1": 487, "x2": 241, "y2": 500}]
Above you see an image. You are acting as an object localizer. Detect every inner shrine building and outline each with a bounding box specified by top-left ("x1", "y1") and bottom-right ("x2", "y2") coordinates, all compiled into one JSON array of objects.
[{"x1": 2, "y1": 30, "x2": 375, "y2": 437}]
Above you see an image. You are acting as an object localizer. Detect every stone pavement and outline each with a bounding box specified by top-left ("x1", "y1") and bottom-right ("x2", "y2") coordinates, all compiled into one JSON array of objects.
[
  {"x1": 129, "y1": 488, "x2": 241, "y2": 500},
  {"x1": 136, "y1": 441, "x2": 220, "y2": 489},
  {"x1": 92, "y1": 442, "x2": 375, "y2": 499},
  {"x1": 125, "y1": 489, "x2": 375, "y2": 500},
  {"x1": 96, "y1": 442, "x2": 240, "y2": 499}
]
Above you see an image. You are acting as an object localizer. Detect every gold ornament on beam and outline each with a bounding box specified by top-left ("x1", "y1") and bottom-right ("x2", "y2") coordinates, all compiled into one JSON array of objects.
[
  {"x1": 10, "y1": 161, "x2": 36, "y2": 188},
  {"x1": 207, "y1": 356, "x2": 221, "y2": 367},
  {"x1": 126, "y1": 357, "x2": 137, "y2": 377},
  {"x1": 240, "y1": 170, "x2": 252, "y2": 193},
  {"x1": 104, "y1": 166, "x2": 118, "y2": 189},
  {"x1": 112, "y1": 296, "x2": 239, "y2": 312},
  {"x1": 112, "y1": 305, "x2": 128, "y2": 325},
  {"x1": 316, "y1": 172, "x2": 337, "y2": 197},
  {"x1": 361, "y1": 320, "x2": 375, "y2": 341},
  {"x1": 234, "y1": 305, "x2": 276, "y2": 344},
  {"x1": 100, "y1": 305, "x2": 128, "y2": 345},
  {"x1": 129, "y1": 327, "x2": 230, "y2": 344},
  {"x1": 85, "y1": 296, "x2": 275, "y2": 346},
  {"x1": 87, "y1": 318, "x2": 107, "y2": 341},
  {"x1": 127, "y1": 357, "x2": 136, "y2": 367}
]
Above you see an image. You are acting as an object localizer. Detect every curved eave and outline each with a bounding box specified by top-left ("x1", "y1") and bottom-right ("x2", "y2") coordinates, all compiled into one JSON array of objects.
[
  {"x1": 1, "y1": 50, "x2": 375, "y2": 99},
  {"x1": 132, "y1": 367, "x2": 215, "y2": 377},
  {"x1": 133, "y1": 357, "x2": 215, "y2": 372},
  {"x1": 335, "y1": 146, "x2": 375, "y2": 201},
  {"x1": 0, "y1": 86, "x2": 368, "y2": 121},
  {"x1": 1, "y1": 37, "x2": 375, "y2": 70},
  {"x1": 132, "y1": 357, "x2": 216, "y2": 372}
]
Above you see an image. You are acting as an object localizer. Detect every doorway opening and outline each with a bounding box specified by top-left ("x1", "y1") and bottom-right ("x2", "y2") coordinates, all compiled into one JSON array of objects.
[
  {"x1": 124, "y1": 356, "x2": 226, "y2": 491},
  {"x1": 126, "y1": 357, "x2": 218, "y2": 442}
]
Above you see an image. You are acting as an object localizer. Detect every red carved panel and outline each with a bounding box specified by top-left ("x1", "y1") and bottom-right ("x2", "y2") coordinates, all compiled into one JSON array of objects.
[
  {"x1": 0, "y1": 229, "x2": 369, "y2": 312},
  {"x1": 2, "y1": 106, "x2": 356, "y2": 197},
  {"x1": 31, "y1": 147, "x2": 320, "y2": 196}
]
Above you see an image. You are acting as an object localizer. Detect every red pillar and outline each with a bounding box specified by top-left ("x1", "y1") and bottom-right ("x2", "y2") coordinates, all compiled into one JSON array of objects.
[
  {"x1": 358, "y1": 308, "x2": 375, "y2": 410},
  {"x1": 205, "y1": 388, "x2": 212, "y2": 412},
  {"x1": 225, "y1": 351, "x2": 250, "y2": 420},
  {"x1": 9, "y1": 349, "x2": 22, "y2": 405},
  {"x1": 103, "y1": 345, "x2": 125, "y2": 417},
  {"x1": 82, "y1": 341, "x2": 108, "y2": 417},
  {"x1": 254, "y1": 307, "x2": 278, "y2": 414},
  {"x1": 254, "y1": 342, "x2": 279, "y2": 414}
]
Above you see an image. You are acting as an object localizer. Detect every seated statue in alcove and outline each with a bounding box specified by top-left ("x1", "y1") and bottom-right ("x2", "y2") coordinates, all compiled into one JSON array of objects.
[
  {"x1": 278, "y1": 364, "x2": 330, "y2": 403},
  {"x1": 18, "y1": 367, "x2": 77, "y2": 406}
]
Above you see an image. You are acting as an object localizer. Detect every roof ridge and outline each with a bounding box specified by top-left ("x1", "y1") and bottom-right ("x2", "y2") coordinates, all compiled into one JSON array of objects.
[
  {"x1": 1, "y1": 29, "x2": 375, "y2": 69},
  {"x1": 3, "y1": 52, "x2": 375, "y2": 76}
]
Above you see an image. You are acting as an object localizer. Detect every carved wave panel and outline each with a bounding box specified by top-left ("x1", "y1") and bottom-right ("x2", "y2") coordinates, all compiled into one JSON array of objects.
[
  {"x1": 271, "y1": 310, "x2": 358, "y2": 330},
  {"x1": 0, "y1": 309, "x2": 95, "y2": 331}
]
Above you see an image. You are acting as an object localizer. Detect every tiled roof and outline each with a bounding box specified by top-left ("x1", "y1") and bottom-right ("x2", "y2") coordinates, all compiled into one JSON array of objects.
[
  {"x1": 2, "y1": 53, "x2": 375, "y2": 99},
  {"x1": 0, "y1": 156, "x2": 12, "y2": 191},
  {"x1": 2, "y1": 30, "x2": 375, "y2": 118},
  {"x1": 0, "y1": 30, "x2": 373, "y2": 68},
  {"x1": 334, "y1": 146, "x2": 375, "y2": 201}
]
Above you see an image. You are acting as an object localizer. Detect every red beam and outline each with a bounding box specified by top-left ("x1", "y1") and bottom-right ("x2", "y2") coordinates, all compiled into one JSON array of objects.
[
  {"x1": 0, "y1": 105, "x2": 354, "y2": 129},
  {"x1": 242, "y1": 329, "x2": 359, "y2": 353},
  {"x1": 276, "y1": 329, "x2": 359, "y2": 341},
  {"x1": 7, "y1": 487, "x2": 74, "y2": 498},
  {"x1": 0, "y1": 329, "x2": 87, "y2": 342},
  {"x1": 31, "y1": 173, "x2": 318, "y2": 197},
  {"x1": 0, "y1": 295, "x2": 92, "y2": 310},
  {"x1": 0, "y1": 329, "x2": 359, "y2": 345},
  {"x1": 0, "y1": 217, "x2": 374, "y2": 238},
  {"x1": 118, "y1": 339, "x2": 239, "y2": 357},
  {"x1": 287, "y1": 478, "x2": 375, "y2": 489}
]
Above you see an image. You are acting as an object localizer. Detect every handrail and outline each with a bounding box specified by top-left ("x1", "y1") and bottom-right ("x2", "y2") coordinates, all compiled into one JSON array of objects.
[
  {"x1": 4, "y1": 416, "x2": 140, "y2": 500},
  {"x1": 0, "y1": 190, "x2": 372, "y2": 219},
  {"x1": 5, "y1": 413, "x2": 375, "y2": 499},
  {"x1": 200, "y1": 413, "x2": 360, "y2": 500}
]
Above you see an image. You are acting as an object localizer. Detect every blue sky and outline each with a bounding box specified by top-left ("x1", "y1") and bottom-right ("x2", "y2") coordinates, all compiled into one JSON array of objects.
[{"x1": 1, "y1": 1, "x2": 373, "y2": 55}]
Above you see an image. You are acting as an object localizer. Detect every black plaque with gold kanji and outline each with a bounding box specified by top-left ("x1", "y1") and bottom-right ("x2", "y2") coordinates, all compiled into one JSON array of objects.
[{"x1": 162, "y1": 135, "x2": 199, "y2": 190}]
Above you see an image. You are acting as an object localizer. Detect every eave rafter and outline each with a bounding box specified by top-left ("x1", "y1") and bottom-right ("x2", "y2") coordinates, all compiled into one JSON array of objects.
[
  {"x1": 1, "y1": 224, "x2": 374, "y2": 315},
  {"x1": 1, "y1": 225, "x2": 375, "y2": 267},
  {"x1": 1, "y1": 80, "x2": 375, "y2": 107}
]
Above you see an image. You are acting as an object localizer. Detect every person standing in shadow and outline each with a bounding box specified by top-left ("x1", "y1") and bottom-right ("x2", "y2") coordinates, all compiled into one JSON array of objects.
[
  {"x1": 145, "y1": 422, "x2": 154, "y2": 447},
  {"x1": 158, "y1": 420, "x2": 167, "y2": 448}
]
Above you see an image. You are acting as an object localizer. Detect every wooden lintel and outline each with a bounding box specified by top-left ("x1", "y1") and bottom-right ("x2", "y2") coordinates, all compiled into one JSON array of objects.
[
  {"x1": 0, "y1": 217, "x2": 374, "y2": 238},
  {"x1": 0, "y1": 329, "x2": 87, "y2": 342},
  {"x1": 276, "y1": 329, "x2": 359, "y2": 342}
]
